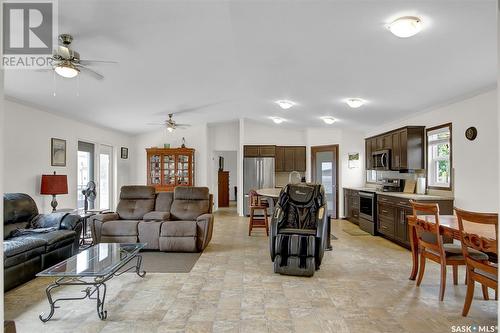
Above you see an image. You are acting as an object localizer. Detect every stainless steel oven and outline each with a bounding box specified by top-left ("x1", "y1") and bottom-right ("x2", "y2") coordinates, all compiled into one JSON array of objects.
[
  {"x1": 359, "y1": 191, "x2": 376, "y2": 235},
  {"x1": 359, "y1": 191, "x2": 375, "y2": 221},
  {"x1": 372, "y1": 150, "x2": 390, "y2": 170}
]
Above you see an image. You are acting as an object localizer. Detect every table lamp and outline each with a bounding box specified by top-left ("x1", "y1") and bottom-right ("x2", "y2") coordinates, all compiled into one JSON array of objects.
[{"x1": 41, "y1": 171, "x2": 68, "y2": 212}]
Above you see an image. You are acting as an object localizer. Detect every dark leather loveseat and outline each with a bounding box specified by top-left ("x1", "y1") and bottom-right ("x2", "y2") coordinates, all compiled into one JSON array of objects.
[{"x1": 3, "y1": 193, "x2": 82, "y2": 291}]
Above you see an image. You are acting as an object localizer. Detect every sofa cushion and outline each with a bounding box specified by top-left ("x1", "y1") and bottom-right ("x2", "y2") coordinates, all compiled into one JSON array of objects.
[
  {"x1": 18, "y1": 230, "x2": 77, "y2": 252},
  {"x1": 170, "y1": 187, "x2": 210, "y2": 221},
  {"x1": 120, "y1": 186, "x2": 156, "y2": 200},
  {"x1": 161, "y1": 220, "x2": 197, "y2": 237},
  {"x1": 174, "y1": 187, "x2": 209, "y2": 200},
  {"x1": 116, "y1": 186, "x2": 156, "y2": 220},
  {"x1": 4, "y1": 221, "x2": 29, "y2": 240},
  {"x1": 4, "y1": 237, "x2": 46, "y2": 258},
  {"x1": 155, "y1": 192, "x2": 174, "y2": 212},
  {"x1": 3, "y1": 193, "x2": 38, "y2": 225},
  {"x1": 117, "y1": 199, "x2": 155, "y2": 220},
  {"x1": 138, "y1": 221, "x2": 162, "y2": 250},
  {"x1": 143, "y1": 211, "x2": 170, "y2": 221},
  {"x1": 101, "y1": 220, "x2": 139, "y2": 236}
]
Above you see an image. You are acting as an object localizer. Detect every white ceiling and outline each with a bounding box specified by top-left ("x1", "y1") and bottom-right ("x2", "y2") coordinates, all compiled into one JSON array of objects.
[{"x1": 4, "y1": 0, "x2": 497, "y2": 134}]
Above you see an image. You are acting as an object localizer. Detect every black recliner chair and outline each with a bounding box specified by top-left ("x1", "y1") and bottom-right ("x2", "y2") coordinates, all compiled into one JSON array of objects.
[
  {"x1": 3, "y1": 193, "x2": 82, "y2": 291},
  {"x1": 270, "y1": 184, "x2": 328, "y2": 277}
]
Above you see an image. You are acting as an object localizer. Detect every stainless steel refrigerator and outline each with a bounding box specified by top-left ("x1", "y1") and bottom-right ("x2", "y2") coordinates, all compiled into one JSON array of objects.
[{"x1": 243, "y1": 157, "x2": 275, "y2": 216}]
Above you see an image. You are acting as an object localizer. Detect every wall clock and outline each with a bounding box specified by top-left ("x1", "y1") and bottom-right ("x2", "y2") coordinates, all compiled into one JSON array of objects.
[{"x1": 465, "y1": 127, "x2": 477, "y2": 141}]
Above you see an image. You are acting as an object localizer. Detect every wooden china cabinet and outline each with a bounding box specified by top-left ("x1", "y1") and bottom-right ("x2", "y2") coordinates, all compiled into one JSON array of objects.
[{"x1": 146, "y1": 147, "x2": 195, "y2": 192}]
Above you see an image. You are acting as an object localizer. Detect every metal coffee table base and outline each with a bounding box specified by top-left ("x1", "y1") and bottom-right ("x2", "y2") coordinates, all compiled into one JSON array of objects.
[{"x1": 39, "y1": 254, "x2": 146, "y2": 322}]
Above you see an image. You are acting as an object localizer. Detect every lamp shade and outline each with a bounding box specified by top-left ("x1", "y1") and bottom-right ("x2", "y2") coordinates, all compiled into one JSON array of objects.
[{"x1": 40, "y1": 174, "x2": 68, "y2": 195}]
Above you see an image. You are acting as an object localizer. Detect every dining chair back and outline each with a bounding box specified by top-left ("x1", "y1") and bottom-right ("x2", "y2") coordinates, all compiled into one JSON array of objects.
[
  {"x1": 455, "y1": 207, "x2": 498, "y2": 316},
  {"x1": 410, "y1": 200, "x2": 468, "y2": 301},
  {"x1": 248, "y1": 189, "x2": 269, "y2": 236}
]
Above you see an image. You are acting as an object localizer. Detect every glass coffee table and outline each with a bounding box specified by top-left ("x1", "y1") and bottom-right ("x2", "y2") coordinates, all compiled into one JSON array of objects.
[{"x1": 37, "y1": 243, "x2": 146, "y2": 322}]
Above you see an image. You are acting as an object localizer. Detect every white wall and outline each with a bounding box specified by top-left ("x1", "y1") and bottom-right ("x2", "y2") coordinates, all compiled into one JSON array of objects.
[
  {"x1": 367, "y1": 90, "x2": 499, "y2": 212},
  {"x1": 243, "y1": 119, "x2": 306, "y2": 145},
  {"x1": 132, "y1": 124, "x2": 209, "y2": 188},
  {"x1": 3, "y1": 100, "x2": 133, "y2": 213},
  {"x1": 305, "y1": 128, "x2": 365, "y2": 218}
]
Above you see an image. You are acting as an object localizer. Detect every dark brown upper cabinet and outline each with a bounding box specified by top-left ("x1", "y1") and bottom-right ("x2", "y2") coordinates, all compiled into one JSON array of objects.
[
  {"x1": 275, "y1": 146, "x2": 306, "y2": 172},
  {"x1": 365, "y1": 126, "x2": 425, "y2": 171},
  {"x1": 244, "y1": 145, "x2": 276, "y2": 157}
]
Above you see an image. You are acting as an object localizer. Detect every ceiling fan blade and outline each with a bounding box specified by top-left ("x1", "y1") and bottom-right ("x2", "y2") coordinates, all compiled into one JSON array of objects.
[
  {"x1": 146, "y1": 122, "x2": 164, "y2": 125},
  {"x1": 76, "y1": 64, "x2": 104, "y2": 80},
  {"x1": 175, "y1": 124, "x2": 191, "y2": 127},
  {"x1": 79, "y1": 59, "x2": 118, "y2": 65}
]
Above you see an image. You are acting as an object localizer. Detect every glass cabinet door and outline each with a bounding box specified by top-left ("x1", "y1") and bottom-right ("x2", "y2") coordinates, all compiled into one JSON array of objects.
[
  {"x1": 149, "y1": 154, "x2": 161, "y2": 185},
  {"x1": 163, "y1": 154, "x2": 176, "y2": 185},
  {"x1": 176, "y1": 154, "x2": 190, "y2": 185}
]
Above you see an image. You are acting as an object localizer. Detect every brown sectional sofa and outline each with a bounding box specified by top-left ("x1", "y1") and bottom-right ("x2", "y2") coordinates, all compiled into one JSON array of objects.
[{"x1": 90, "y1": 186, "x2": 214, "y2": 252}]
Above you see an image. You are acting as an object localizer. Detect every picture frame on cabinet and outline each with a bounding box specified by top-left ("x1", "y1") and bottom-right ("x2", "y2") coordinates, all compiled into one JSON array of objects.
[{"x1": 51, "y1": 138, "x2": 66, "y2": 167}]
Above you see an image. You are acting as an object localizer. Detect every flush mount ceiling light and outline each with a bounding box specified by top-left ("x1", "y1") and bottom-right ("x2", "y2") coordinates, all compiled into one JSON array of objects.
[
  {"x1": 275, "y1": 100, "x2": 296, "y2": 110},
  {"x1": 388, "y1": 16, "x2": 422, "y2": 38},
  {"x1": 345, "y1": 98, "x2": 366, "y2": 108},
  {"x1": 54, "y1": 61, "x2": 80, "y2": 78},
  {"x1": 320, "y1": 116, "x2": 337, "y2": 125},
  {"x1": 271, "y1": 117, "x2": 285, "y2": 124}
]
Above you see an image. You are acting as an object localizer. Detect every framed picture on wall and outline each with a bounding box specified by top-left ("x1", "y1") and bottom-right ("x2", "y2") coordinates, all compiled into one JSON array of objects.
[
  {"x1": 348, "y1": 152, "x2": 360, "y2": 169},
  {"x1": 51, "y1": 138, "x2": 67, "y2": 167},
  {"x1": 121, "y1": 147, "x2": 129, "y2": 159}
]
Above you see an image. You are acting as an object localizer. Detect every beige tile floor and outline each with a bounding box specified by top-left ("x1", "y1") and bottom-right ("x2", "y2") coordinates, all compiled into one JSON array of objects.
[{"x1": 4, "y1": 206, "x2": 498, "y2": 332}]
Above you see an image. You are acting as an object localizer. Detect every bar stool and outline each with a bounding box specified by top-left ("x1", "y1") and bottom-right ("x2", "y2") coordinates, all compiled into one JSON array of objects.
[{"x1": 248, "y1": 189, "x2": 269, "y2": 236}]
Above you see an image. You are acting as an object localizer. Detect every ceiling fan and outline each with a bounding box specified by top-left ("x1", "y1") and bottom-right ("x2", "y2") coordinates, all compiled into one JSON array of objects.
[
  {"x1": 149, "y1": 113, "x2": 191, "y2": 133},
  {"x1": 47, "y1": 34, "x2": 117, "y2": 80}
]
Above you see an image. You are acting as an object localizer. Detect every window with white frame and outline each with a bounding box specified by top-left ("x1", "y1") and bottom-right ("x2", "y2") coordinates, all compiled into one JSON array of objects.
[{"x1": 427, "y1": 124, "x2": 452, "y2": 189}]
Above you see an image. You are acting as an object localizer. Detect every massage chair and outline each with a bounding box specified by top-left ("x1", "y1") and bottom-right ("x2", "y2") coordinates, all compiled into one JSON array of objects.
[{"x1": 269, "y1": 183, "x2": 328, "y2": 277}]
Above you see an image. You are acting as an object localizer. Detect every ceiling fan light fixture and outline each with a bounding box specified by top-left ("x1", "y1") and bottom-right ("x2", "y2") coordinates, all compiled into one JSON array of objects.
[
  {"x1": 320, "y1": 116, "x2": 337, "y2": 125},
  {"x1": 388, "y1": 16, "x2": 422, "y2": 38},
  {"x1": 271, "y1": 117, "x2": 285, "y2": 124},
  {"x1": 345, "y1": 98, "x2": 366, "y2": 108},
  {"x1": 275, "y1": 100, "x2": 296, "y2": 110},
  {"x1": 54, "y1": 61, "x2": 79, "y2": 78},
  {"x1": 166, "y1": 126, "x2": 175, "y2": 133}
]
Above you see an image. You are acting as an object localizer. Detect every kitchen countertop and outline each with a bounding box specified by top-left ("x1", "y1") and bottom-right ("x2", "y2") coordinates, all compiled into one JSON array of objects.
[{"x1": 343, "y1": 187, "x2": 453, "y2": 201}]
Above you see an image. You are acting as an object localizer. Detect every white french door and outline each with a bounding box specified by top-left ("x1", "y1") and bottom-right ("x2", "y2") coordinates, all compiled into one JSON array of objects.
[{"x1": 98, "y1": 144, "x2": 113, "y2": 210}]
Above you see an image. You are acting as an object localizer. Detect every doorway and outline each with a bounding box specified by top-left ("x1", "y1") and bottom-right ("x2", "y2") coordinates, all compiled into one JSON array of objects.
[
  {"x1": 99, "y1": 144, "x2": 113, "y2": 210},
  {"x1": 213, "y1": 150, "x2": 238, "y2": 212},
  {"x1": 77, "y1": 141, "x2": 95, "y2": 210},
  {"x1": 311, "y1": 145, "x2": 339, "y2": 219}
]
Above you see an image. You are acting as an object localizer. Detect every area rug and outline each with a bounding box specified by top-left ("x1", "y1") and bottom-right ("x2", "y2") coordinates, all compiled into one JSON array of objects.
[
  {"x1": 342, "y1": 228, "x2": 370, "y2": 236},
  {"x1": 132, "y1": 251, "x2": 202, "y2": 273}
]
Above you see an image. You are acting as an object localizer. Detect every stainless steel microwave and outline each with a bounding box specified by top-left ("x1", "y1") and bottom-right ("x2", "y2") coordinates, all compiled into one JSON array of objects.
[{"x1": 372, "y1": 150, "x2": 390, "y2": 170}]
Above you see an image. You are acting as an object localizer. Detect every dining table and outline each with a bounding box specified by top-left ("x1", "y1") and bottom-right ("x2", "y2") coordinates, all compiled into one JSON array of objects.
[{"x1": 407, "y1": 214, "x2": 497, "y2": 280}]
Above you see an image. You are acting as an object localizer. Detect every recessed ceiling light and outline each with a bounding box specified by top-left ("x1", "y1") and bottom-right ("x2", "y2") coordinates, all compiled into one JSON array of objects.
[
  {"x1": 388, "y1": 16, "x2": 422, "y2": 38},
  {"x1": 320, "y1": 116, "x2": 337, "y2": 125},
  {"x1": 270, "y1": 117, "x2": 285, "y2": 124},
  {"x1": 345, "y1": 98, "x2": 365, "y2": 108},
  {"x1": 275, "y1": 100, "x2": 296, "y2": 110}
]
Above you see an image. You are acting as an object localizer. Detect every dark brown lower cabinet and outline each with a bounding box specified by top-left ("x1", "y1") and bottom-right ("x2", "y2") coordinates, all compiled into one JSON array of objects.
[
  {"x1": 344, "y1": 189, "x2": 359, "y2": 225},
  {"x1": 377, "y1": 195, "x2": 453, "y2": 248}
]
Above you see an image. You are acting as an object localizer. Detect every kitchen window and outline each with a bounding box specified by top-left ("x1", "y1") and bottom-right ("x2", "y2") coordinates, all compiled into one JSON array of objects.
[{"x1": 427, "y1": 123, "x2": 452, "y2": 189}]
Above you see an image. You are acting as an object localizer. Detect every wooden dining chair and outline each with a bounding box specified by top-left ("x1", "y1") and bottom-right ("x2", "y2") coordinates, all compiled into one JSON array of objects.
[
  {"x1": 455, "y1": 207, "x2": 498, "y2": 316},
  {"x1": 410, "y1": 201, "x2": 489, "y2": 301},
  {"x1": 248, "y1": 189, "x2": 269, "y2": 236}
]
